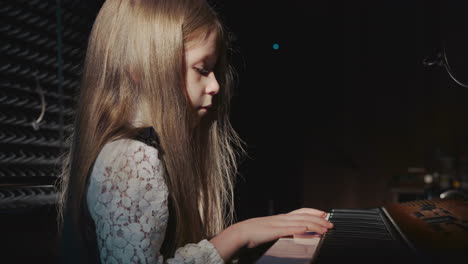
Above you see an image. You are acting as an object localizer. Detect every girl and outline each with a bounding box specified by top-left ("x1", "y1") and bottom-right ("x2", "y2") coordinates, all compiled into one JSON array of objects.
[{"x1": 57, "y1": 0, "x2": 333, "y2": 263}]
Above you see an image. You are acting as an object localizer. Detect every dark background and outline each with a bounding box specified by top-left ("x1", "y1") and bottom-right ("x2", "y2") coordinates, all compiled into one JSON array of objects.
[
  {"x1": 214, "y1": 0, "x2": 468, "y2": 219},
  {"x1": 2, "y1": 0, "x2": 468, "y2": 262}
]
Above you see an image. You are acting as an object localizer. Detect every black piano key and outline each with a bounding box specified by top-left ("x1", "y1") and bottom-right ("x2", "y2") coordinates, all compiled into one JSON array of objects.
[
  {"x1": 325, "y1": 232, "x2": 392, "y2": 240},
  {"x1": 314, "y1": 207, "x2": 408, "y2": 263},
  {"x1": 330, "y1": 212, "x2": 382, "y2": 221},
  {"x1": 330, "y1": 221, "x2": 385, "y2": 228},
  {"x1": 331, "y1": 208, "x2": 381, "y2": 215},
  {"x1": 331, "y1": 222, "x2": 389, "y2": 229}
]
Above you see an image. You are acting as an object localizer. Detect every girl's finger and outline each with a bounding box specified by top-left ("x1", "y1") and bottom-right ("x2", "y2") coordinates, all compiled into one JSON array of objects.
[
  {"x1": 285, "y1": 220, "x2": 329, "y2": 234},
  {"x1": 274, "y1": 226, "x2": 308, "y2": 238},
  {"x1": 287, "y1": 208, "x2": 327, "y2": 217},
  {"x1": 267, "y1": 217, "x2": 331, "y2": 233},
  {"x1": 284, "y1": 213, "x2": 333, "y2": 228}
]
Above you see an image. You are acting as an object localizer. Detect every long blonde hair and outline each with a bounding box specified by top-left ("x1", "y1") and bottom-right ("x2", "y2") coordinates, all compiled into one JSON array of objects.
[{"x1": 57, "y1": 0, "x2": 244, "y2": 259}]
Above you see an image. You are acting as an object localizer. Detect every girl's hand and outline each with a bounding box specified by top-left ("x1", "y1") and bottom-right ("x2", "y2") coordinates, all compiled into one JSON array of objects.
[
  {"x1": 210, "y1": 208, "x2": 333, "y2": 261},
  {"x1": 235, "y1": 208, "x2": 333, "y2": 248}
]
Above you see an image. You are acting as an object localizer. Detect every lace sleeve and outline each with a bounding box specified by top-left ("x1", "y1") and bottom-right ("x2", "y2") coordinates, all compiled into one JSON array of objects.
[{"x1": 86, "y1": 139, "x2": 224, "y2": 264}]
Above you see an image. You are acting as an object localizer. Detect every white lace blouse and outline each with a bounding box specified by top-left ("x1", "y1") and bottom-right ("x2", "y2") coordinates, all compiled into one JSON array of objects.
[{"x1": 86, "y1": 138, "x2": 224, "y2": 264}]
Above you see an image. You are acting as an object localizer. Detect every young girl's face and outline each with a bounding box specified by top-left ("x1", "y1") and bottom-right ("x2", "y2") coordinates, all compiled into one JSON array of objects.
[{"x1": 184, "y1": 31, "x2": 220, "y2": 120}]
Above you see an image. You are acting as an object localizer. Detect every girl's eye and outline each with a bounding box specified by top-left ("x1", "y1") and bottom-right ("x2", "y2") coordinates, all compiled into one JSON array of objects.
[{"x1": 195, "y1": 67, "x2": 210, "y2": 76}]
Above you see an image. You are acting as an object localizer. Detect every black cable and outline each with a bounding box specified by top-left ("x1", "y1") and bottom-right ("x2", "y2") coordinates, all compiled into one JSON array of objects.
[
  {"x1": 423, "y1": 44, "x2": 468, "y2": 88},
  {"x1": 441, "y1": 48, "x2": 468, "y2": 88}
]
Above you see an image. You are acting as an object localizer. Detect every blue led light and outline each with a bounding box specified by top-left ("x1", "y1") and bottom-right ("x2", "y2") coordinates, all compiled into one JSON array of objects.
[{"x1": 273, "y1": 43, "x2": 279, "y2": 50}]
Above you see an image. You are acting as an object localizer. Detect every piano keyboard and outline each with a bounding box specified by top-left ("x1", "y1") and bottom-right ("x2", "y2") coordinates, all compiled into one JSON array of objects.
[
  {"x1": 254, "y1": 198, "x2": 468, "y2": 264},
  {"x1": 313, "y1": 208, "x2": 420, "y2": 264}
]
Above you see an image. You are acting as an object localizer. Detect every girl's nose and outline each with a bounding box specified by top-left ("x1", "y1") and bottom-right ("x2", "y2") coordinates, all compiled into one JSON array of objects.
[{"x1": 207, "y1": 73, "x2": 220, "y2": 95}]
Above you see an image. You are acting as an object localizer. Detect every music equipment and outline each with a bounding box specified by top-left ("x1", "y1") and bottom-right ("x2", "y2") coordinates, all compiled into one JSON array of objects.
[{"x1": 252, "y1": 198, "x2": 468, "y2": 264}]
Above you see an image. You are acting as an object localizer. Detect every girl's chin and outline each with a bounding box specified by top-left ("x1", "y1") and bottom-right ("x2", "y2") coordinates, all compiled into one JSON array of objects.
[
  {"x1": 193, "y1": 108, "x2": 214, "y2": 126},
  {"x1": 198, "y1": 108, "x2": 208, "y2": 115},
  {"x1": 190, "y1": 109, "x2": 207, "y2": 127}
]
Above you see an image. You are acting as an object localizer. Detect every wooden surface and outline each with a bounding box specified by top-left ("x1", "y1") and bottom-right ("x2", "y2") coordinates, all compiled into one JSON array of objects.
[{"x1": 384, "y1": 198, "x2": 468, "y2": 262}]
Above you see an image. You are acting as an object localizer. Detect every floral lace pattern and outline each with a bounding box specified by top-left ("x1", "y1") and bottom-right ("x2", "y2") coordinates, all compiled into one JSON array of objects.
[{"x1": 86, "y1": 139, "x2": 224, "y2": 264}]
